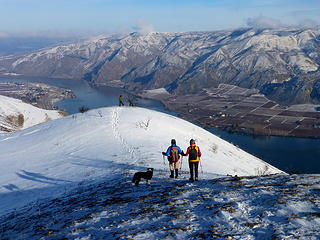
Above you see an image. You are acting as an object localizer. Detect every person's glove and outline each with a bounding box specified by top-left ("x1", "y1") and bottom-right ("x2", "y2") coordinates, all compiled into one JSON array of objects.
[
  {"x1": 181, "y1": 150, "x2": 185, "y2": 156},
  {"x1": 162, "y1": 152, "x2": 166, "y2": 156}
]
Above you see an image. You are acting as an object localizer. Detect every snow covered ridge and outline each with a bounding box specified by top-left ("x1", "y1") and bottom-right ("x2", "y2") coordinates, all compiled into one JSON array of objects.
[
  {"x1": 1, "y1": 174, "x2": 319, "y2": 239},
  {"x1": 0, "y1": 95, "x2": 63, "y2": 133},
  {"x1": 3, "y1": 107, "x2": 318, "y2": 239},
  {"x1": 0, "y1": 107, "x2": 283, "y2": 216}
]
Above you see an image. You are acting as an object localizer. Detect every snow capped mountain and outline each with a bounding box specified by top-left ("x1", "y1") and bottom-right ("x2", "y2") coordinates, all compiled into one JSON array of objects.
[
  {"x1": 1, "y1": 28, "x2": 320, "y2": 104},
  {"x1": 0, "y1": 95, "x2": 62, "y2": 133}
]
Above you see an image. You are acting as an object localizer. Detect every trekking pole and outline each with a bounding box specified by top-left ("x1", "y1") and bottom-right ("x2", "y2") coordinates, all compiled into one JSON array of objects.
[
  {"x1": 162, "y1": 154, "x2": 166, "y2": 172},
  {"x1": 200, "y1": 157, "x2": 203, "y2": 175}
]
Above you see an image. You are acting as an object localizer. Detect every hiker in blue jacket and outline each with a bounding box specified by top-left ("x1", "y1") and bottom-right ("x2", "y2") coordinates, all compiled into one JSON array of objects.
[{"x1": 162, "y1": 139, "x2": 183, "y2": 178}]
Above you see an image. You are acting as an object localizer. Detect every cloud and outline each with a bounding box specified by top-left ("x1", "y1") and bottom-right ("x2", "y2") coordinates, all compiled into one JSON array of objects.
[
  {"x1": 132, "y1": 20, "x2": 154, "y2": 35},
  {"x1": 246, "y1": 16, "x2": 282, "y2": 29}
]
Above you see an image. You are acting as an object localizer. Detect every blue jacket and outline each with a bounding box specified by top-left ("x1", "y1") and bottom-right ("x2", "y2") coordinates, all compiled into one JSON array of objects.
[{"x1": 164, "y1": 144, "x2": 183, "y2": 156}]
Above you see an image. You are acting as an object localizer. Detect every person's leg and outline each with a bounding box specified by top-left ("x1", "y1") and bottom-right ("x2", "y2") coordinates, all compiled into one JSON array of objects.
[
  {"x1": 175, "y1": 161, "x2": 179, "y2": 178},
  {"x1": 170, "y1": 162, "x2": 174, "y2": 178},
  {"x1": 195, "y1": 162, "x2": 199, "y2": 180},
  {"x1": 189, "y1": 162, "x2": 194, "y2": 180}
]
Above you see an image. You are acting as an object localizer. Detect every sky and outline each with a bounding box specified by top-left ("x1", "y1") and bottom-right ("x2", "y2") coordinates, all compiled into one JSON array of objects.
[{"x1": 0, "y1": 0, "x2": 319, "y2": 37}]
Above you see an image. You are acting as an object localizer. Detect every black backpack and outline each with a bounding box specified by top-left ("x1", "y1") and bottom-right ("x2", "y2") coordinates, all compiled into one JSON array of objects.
[{"x1": 189, "y1": 146, "x2": 198, "y2": 160}]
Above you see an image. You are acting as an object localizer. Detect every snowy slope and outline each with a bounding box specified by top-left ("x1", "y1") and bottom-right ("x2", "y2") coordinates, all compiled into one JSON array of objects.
[
  {"x1": 0, "y1": 106, "x2": 283, "y2": 216},
  {"x1": 1, "y1": 174, "x2": 319, "y2": 239},
  {"x1": 1, "y1": 107, "x2": 319, "y2": 239},
  {"x1": 0, "y1": 95, "x2": 62, "y2": 133}
]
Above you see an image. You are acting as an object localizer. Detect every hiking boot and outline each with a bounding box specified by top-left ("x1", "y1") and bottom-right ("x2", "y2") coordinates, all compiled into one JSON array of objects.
[
  {"x1": 170, "y1": 171, "x2": 174, "y2": 178},
  {"x1": 189, "y1": 178, "x2": 194, "y2": 182},
  {"x1": 195, "y1": 177, "x2": 198, "y2": 181},
  {"x1": 175, "y1": 169, "x2": 178, "y2": 178}
]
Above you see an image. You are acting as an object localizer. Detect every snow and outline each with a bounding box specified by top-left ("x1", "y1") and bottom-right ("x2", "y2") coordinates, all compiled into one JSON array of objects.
[
  {"x1": 2, "y1": 72, "x2": 21, "y2": 76},
  {"x1": 245, "y1": 34, "x2": 299, "y2": 52},
  {"x1": 6, "y1": 28, "x2": 320, "y2": 84},
  {"x1": 142, "y1": 88, "x2": 170, "y2": 98},
  {"x1": 0, "y1": 106, "x2": 319, "y2": 239},
  {"x1": 1, "y1": 174, "x2": 319, "y2": 239},
  {"x1": 0, "y1": 95, "x2": 62, "y2": 133},
  {"x1": 0, "y1": 106, "x2": 282, "y2": 212},
  {"x1": 146, "y1": 88, "x2": 169, "y2": 95},
  {"x1": 271, "y1": 77, "x2": 291, "y2": 83},
  {"x1": 288, "y1": 54, "x2": 318, "y2": 72}
]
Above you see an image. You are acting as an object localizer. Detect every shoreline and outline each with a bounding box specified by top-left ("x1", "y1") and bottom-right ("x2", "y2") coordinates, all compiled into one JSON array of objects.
[
  {"x1": 1, "y1": 74, "x2": 320, "y2": 139},
  {"x1": 0, "y1": 81, "x2": 75, "y2": 113}
]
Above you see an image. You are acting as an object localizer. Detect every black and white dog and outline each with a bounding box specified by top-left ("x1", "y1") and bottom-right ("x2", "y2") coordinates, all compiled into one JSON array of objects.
[{"x1": 132, "y1": 168, "x2": 154, "y2": 186}]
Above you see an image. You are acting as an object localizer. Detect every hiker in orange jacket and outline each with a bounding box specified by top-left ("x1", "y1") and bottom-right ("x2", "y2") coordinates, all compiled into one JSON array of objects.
[{"x1": 183, "y1": 139, "x2": 202, "y2": 181}]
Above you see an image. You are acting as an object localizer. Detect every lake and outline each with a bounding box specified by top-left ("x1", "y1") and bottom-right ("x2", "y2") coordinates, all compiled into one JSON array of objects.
[
  {"x1": 0, "y1": 77, "x2": 172, "y2": 115},
  {"x1": 208, "y1": 129, "x2": 320, "y2": 174},
  {"x1": 0, "y1": 76, "x2": 319, "y2": 174}
]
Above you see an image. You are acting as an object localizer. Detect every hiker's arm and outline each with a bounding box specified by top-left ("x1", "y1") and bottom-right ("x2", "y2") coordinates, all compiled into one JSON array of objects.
[
  {"x1": 198, "y1": 147, "x2": 202, "y2": 157},
  {"x1": 177, "y1": 146, "x2": 183, "y2": 155},
  {"x1": 183, "y1": 147, "x2": 190, "y2": 156},
  {"x1": 163, "y1": 147, "x2": 171, "y2": 156}
]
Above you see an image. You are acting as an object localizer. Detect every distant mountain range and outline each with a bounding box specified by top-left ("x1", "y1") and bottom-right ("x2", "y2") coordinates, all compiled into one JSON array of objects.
[{"x1": 1, "y1": 27, "x2": 320, "y2": 105}]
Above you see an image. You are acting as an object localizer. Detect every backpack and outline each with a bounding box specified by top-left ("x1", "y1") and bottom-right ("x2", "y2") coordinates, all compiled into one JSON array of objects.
[
  {"x1": 170, "y1": 146, "x2": 179, "y2": 162},
  {"x1": 189, "y1": 146, "x2": 198, "y2": 160}
]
